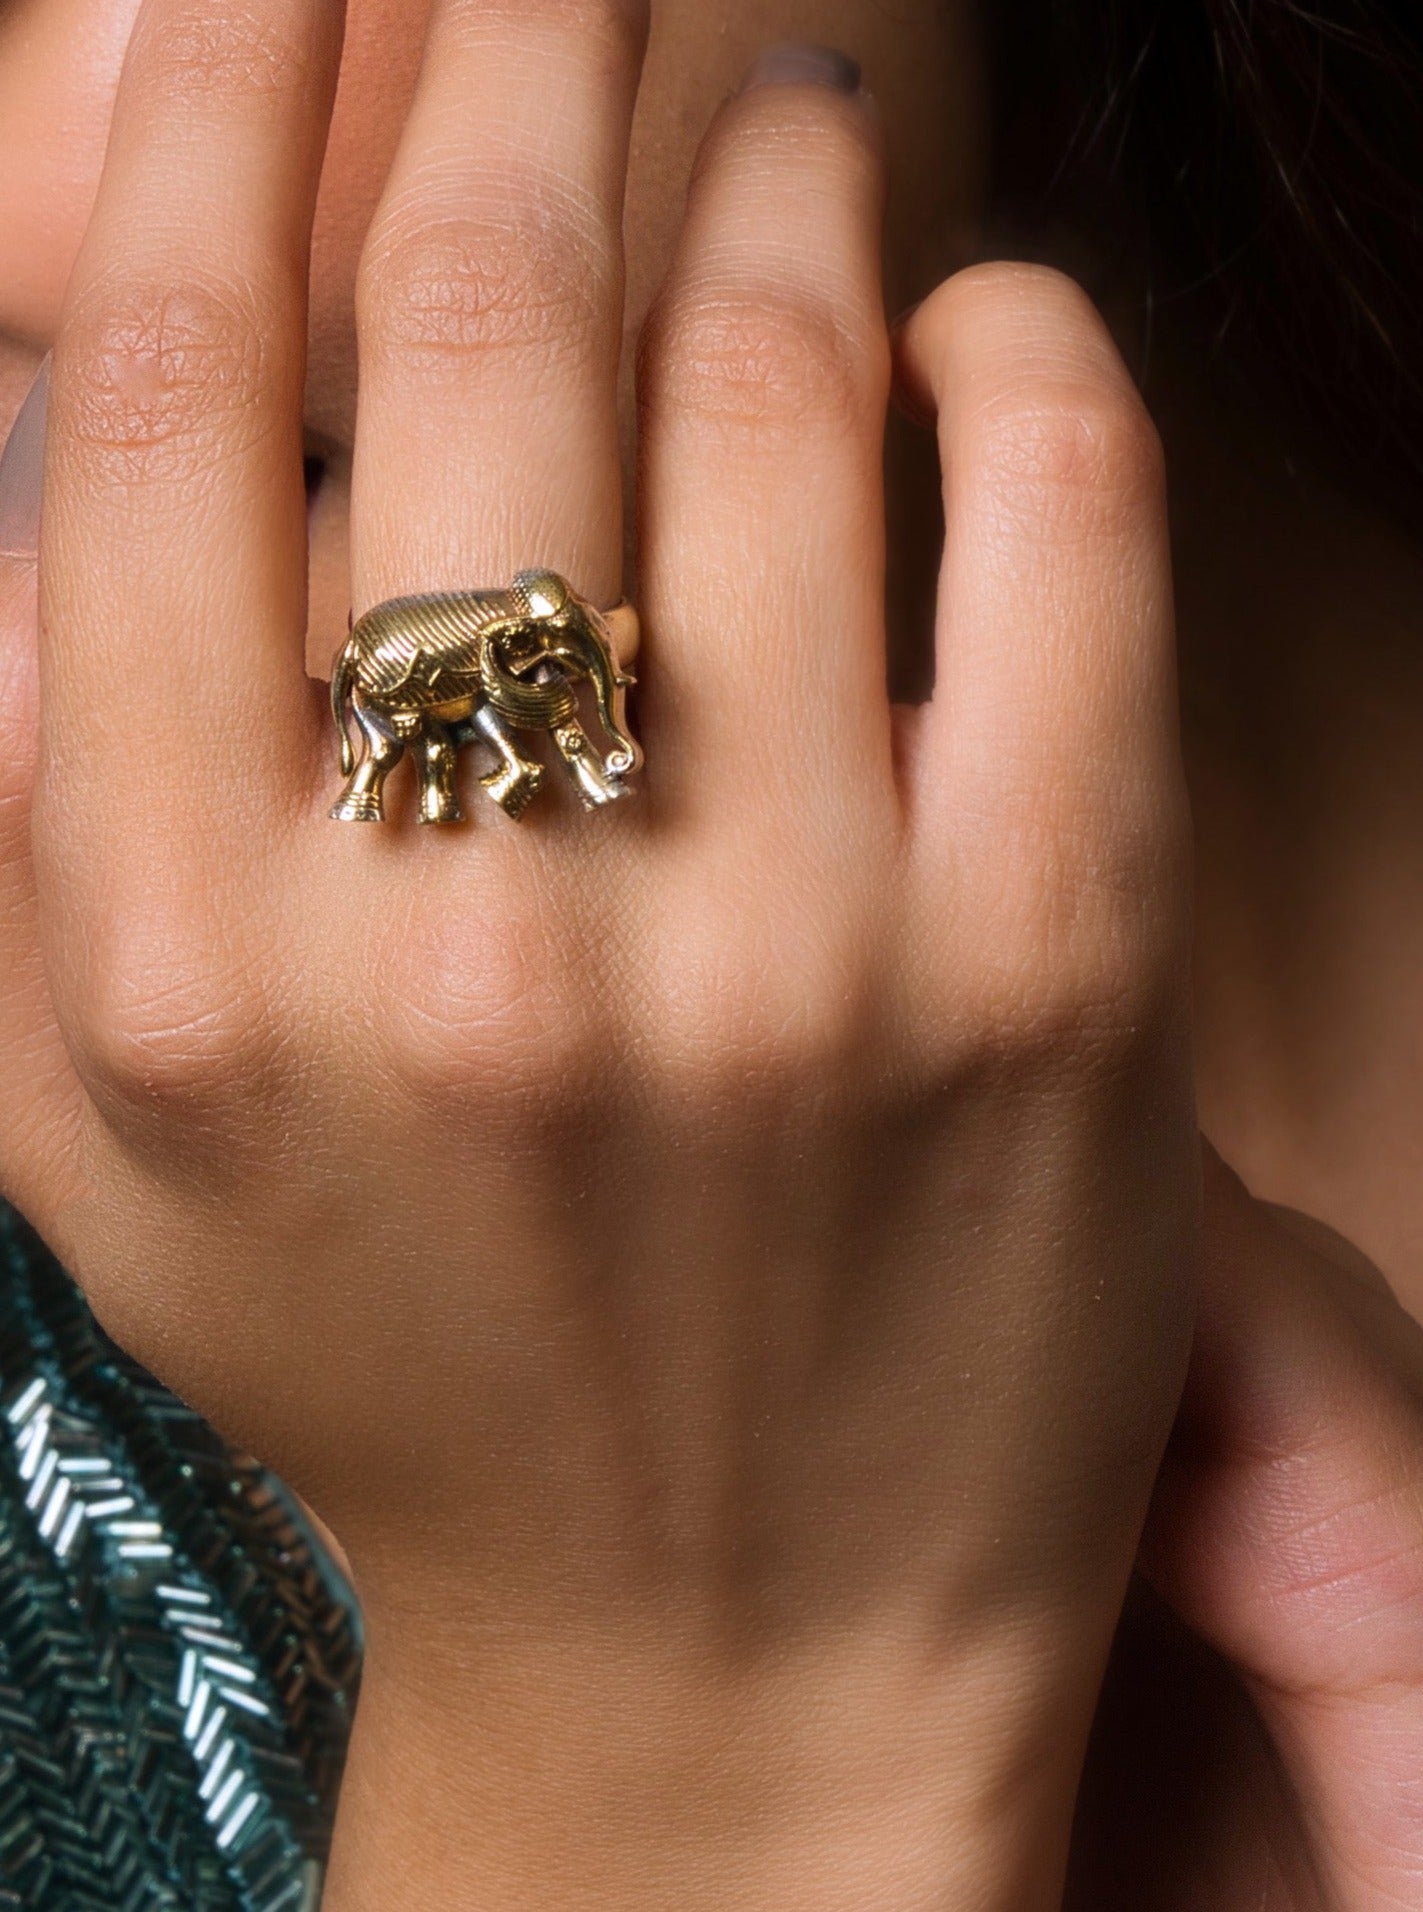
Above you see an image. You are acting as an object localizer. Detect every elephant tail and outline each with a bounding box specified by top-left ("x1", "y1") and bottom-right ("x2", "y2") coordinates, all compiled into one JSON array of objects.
[{"x1": 331, "y1": 634, "x2": 359, "y2": 775}]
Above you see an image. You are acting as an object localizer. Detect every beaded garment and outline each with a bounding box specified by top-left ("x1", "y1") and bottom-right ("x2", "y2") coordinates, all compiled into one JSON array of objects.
[{"x1": 0, "y1": 1201, "x2": 360, "y2": 1911}]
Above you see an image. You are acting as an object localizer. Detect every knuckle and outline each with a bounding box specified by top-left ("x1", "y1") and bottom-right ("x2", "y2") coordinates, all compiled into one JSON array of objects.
[
  {"x1": 716, "y1": 88, "x2": 882, "y2": 180},
  {"x1": 639, "y1": 285, "x2": 880, "y2": 447},
  {"x1": 358, "y1": 196, "x2": 613, "y2": 371},
  {"x1": 959, "y1": 946, "x2": 1174, "y2": 1069},
  {"x1": 958, "y1": 807, "x2": 1191, "y2": 1057},
  {"x1": 366, "y1": 893, "x2": 599, "y2": 1117},
  {"x1": 65, "y1": 929, "x2": 281, "y2": 1124},
  {"x1": 965, "y1": 383, "x2": 1166, "y2": 545},
  {"x1": 57, "y1": 276, "x2": 274, "y2": 481},
  {"x1": 649, "y1": 896, "x2": 873, "y2": 1103},
  {"x1": 130, "y1": 1, "x2": 315, "y2": 115}
]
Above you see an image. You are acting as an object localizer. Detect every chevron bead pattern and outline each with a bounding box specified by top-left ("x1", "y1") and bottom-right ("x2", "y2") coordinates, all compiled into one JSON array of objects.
[{"x1": 0, "y1": 1202, "x2": 361, "y2": 1910}]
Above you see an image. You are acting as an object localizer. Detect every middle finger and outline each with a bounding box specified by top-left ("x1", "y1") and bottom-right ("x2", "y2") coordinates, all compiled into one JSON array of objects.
[{"x1": 635, "y1": 49, "x2": 892, "y2": 830}]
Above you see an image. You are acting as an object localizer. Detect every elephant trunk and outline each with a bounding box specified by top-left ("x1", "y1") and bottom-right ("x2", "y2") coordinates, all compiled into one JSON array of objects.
[{"x1": 570, "y1": 612, "x2": 642, "y2": 776}]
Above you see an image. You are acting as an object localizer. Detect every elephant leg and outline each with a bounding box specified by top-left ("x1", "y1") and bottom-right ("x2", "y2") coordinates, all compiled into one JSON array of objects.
[
  {"x1": 416, "y1": 723, "x2": 464, "y2": 825},
  {"x1": 473, "y1": 704, "x2": 545, "y2": 820},
  {"x1": 330, "y1": 705, "x2": 404, "y2": 822},
  {"x1": 551, "y1": 720, "x2": 630, "y2": 809}
]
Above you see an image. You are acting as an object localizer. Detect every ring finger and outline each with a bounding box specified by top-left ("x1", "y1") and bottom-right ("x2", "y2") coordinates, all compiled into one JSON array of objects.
[{"x1": 349, "y1": 0, "x2": 649, "y2": 617}]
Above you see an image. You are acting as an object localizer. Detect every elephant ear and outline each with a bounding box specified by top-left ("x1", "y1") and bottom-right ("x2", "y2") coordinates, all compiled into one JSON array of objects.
[{"x1": 480, "y1": 640, "x2": 578, "y2": 729}]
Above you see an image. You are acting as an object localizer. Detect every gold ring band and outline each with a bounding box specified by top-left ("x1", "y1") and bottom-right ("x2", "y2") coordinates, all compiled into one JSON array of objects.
[{"x1": 599, "y1": 597, "x2": 640, "y2": 668}]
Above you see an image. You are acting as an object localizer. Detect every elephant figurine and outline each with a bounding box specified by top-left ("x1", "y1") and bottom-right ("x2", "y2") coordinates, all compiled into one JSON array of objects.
[{"x1": 328, "y1": 569, "x2": 643, "y2": 824}]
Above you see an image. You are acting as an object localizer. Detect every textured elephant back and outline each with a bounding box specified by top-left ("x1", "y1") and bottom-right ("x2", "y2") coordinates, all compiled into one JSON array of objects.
[
  {"x1": 0, "y1": 1201, "x2": 361, "y2": 1912},
  {"x1": 349, "y1": 591, "x2": 580, "y2": 730},
  {"x1": 349, "y1": 590, "x2": 522, "y2": 699}
]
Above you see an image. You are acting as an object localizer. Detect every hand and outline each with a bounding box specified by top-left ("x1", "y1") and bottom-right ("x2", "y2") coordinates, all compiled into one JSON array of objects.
[
  {"x1": 0, "y1": 3, "x2": 1197, "y2": 1905},
  {"x1": 1069, "y1": 1146, "x2": 1423, "y2": 1909}
]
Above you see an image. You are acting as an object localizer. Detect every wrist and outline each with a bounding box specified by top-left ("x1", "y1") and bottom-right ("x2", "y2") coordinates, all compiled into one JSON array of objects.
[{"x1": 323, "y1": 1609, "x2": 1094, "y2": 1912}]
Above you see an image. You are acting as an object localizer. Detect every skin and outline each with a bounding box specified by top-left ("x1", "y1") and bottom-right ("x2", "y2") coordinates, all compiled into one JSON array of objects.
[{"x1": 0, "y1": 1, "x2": 1419, "y2": 1907}]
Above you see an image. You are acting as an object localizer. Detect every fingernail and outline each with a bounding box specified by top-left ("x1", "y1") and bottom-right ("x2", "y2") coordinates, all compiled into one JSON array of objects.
[
  {"x1": 0, "y1": 356, "x2": 49, "y2": 561},
  {"x1": 739, "y1": 42, "x2": 863, "y2": 96}
]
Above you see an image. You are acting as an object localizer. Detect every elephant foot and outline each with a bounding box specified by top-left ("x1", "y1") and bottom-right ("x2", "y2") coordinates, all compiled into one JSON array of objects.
[
  {"x1": 573, "y1": 773, "x2": 630, "y2": 811},
  {"x1": 480, "y1": 759, "x2": 544, "y2": 820},
  {"x1": 331, "y1": 788, "x2": 385, "y2": 822},
  {"x1": 418, "y1": 791, "x2": 465, "y2": 826}
]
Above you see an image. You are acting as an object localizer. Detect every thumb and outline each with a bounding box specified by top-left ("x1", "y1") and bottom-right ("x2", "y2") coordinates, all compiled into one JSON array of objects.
[{"x1": 1143, "y1": 1143, "x2": 1423, "y2": 1909}]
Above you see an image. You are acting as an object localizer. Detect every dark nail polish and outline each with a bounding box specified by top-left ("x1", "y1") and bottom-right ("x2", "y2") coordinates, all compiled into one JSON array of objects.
[{"x1": 739, "y1": 43, "x2": 863, "y2": 96}]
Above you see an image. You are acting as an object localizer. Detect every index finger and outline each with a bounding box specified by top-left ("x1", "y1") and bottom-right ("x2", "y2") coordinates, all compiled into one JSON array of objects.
[{"x1": 37, "y1": 0, "x2": 343, "y2": 905}]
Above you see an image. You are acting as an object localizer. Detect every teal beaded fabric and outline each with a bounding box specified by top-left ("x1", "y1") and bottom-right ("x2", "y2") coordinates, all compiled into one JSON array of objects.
[{"x1": 0, "y1": 1199, "x2": 361, "y2": 1910}]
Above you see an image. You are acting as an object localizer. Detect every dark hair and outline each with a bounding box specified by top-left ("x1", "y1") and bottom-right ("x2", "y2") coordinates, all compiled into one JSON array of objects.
[{"x1": 991, "y1": 1, "x2": 1423, "y2": 508}]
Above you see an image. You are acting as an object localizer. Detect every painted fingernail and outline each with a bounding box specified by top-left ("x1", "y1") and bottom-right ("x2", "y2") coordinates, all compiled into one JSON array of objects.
[
  {"x1": 0, "y1": 356, "x2": 49, "y2": 561},
  {"x1": 739, "y1": 43, "x2": 863, "y2": 96}
]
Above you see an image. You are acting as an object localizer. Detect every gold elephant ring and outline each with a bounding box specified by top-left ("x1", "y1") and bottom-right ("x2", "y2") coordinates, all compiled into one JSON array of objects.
[{"x1": 328, "y1": 568, "x2": 645, "y2": 826}]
